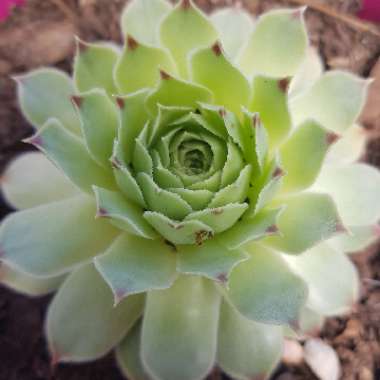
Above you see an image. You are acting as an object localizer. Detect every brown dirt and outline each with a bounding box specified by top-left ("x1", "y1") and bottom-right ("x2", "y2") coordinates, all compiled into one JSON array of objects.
[{"x1": 0, "y1": 1, "x2": 379, "y2": 379}]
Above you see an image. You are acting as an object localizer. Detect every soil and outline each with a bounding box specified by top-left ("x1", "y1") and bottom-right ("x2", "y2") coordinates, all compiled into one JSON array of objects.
[{"x1": 0, "y1": 1, "x2": 379, "y2": 379}]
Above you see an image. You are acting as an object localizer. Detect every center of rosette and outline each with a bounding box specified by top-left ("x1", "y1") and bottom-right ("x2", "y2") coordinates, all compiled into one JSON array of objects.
[{"x1": 178, "y1": 140, "x2": 212, "y2": 176}]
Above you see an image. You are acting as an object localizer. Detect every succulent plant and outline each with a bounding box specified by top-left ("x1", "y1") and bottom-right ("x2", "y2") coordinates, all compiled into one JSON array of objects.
[{"x1": 1, "y1": 1, "x2": 380, "y2": 379}]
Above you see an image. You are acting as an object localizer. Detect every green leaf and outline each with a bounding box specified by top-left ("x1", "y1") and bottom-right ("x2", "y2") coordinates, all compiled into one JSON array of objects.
[
  {"x1": 290, "y1": 71, "x2": 369, "y2": 133},
  {"x1": 0, "y1": 263, "x2": 65, "y2": 297},
  {"x1": 93, "y1": 186, "x2": 156, "y2": 239},
  {"x1": 160, "y1": 0, "x2": 218, "y2": 78},
  {"x1": 169, "y1": 188, "x2": 213, "y2": 210},
  {"x1": 25, "y1": 119, "x2": 115, "y2": 193},
  {"x1": 115, "y1": 89, "x2": 150, "y2": 165},
  {"x1": 265, "y1": 192, "x2": 342, "y2": 254},
  {"x1": 210, "y1": 7, "x2": 254, "y2": 59},
  {"x1": 284, "y1": 243, "x2": 359, "y2": 315},
  {"x1": 1, "y1": 152, "x2": 78, "y2": 210},
  {"x1": 197, "y1": 103, "x2": 228, "y2": 139},
  {"x1": 220, "y1": 207, "x2": 283, "y2": 249},
  {"x1": 184, "y1": 203, "x2": 248, "y2": 233},
  {"x1": 133, "y1": 125, "x2": 153, "y2": 175},
  {"x1": 239, "y1": 8, "x2": 308, "y2": 78},
  {"x1": 314, "y1": 163, "x2": 380, "y2": 226},
  {"x1": 72, "y1": 89, "x2": 118, "y2": 167},
  {"x1": 121, "y1": 0, "x2": 171, "y2": 46},
  {"x1": 177, "y1": 237, "x2": 248, "y2": 283},
  {"x1": 143, "y1": 211, "x2": 213, "y2": 245},
  {"x1": 15, "y1": 68, "x2": 80, "y2": 134},
  {"x1": 191, "y1": 44, "x2": 251, "y2": 116},
  {"x1": 208, "y1": 165, "x2": 252, "y2": 208},
  {"x1": 46, "y1": 263, "x2": 144, "y2": 362},
  {"x1": 141, "y1": 275, "x2": 220, "y2": 380},
  {"x1": 250, "y1": 75, "x2": 291, "y2": 146},
  {"x1": 218, "y1": 300, "x2": 283, "y2": 380},
  {"x1": 328, "y1": 224, "x2": 380, "y2": 254},
  {"x1": 116, "y1": 322, "x2": 151, "y2": 380},
  {"x1": 146, "y1": 73, "x2": 213, "y2": 115},
  {"x1": 221, "y1": 139, "x2": 245, "y2": 188},
  {"x1": 137, "y1": 173, "x2": 192, "y2": 220},
  {"x1": 115, "y1": 38, "x2": 176, "y2": 94},
  {"x1": 189, "y1": 170, "x2": 222, "y2": 192},
  {"x1": 73, "y1": 39, "x2": 119, "y2": 94},
  {"x1": 0, "y1": 195, "x2": 118, "y2": 277},
  {"x1": 95, "y1": 233, "x2": 177, "y2": 304},
  {"x1": 325, "y1": 124, "x2": 367, "y2": 165},
  {"x1": 280, "y1": 119, "x2": 332, "y2": 192},
  {"x1": 227, "y1": 244, "x2": 308, "y2": 324}
]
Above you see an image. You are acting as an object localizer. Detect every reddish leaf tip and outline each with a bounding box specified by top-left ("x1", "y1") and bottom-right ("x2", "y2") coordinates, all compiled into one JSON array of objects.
[
  {"x1": 113, "y1": 289, "x2": 128, "y2": 306},
  {"x1": 71, "y1": 95, "x2": 83, "y2": 108},
  {"x1": 266, "y1": 224, "x2": 279, "y2": 234},
  {"x1": 110, "y1": 156, "x2": 122, "y2": 169},
  {"x1": 252, "y1": 113, "x2": 261, "y2": 128},
  {"x1": 216, "y1": 272, "x2": 228, "y2": 284},
  {"x1": 372, "y1": 224, "x2": 380, "y2": 237},
  {"x1": 291, "y1": 6, "x2": 306, "y2": 19},
  {"x1": 273, "y1": 167, "x2": 285, "y2": 178},
  {"x1": 96, "y1": 207, "x2": 108, "y2": 218},
  {"x1": 326, "y1": 132, "x2": 341, "y2": 146},
  {"x1": 212, "y1": 42, "x2": 223, "y2": 56},
  {"x1": 115, "y1": 97, "x2": 125, "y2": 109},
  {"x1": 278, "y1": 78, "x2": 291, "y2": 93},
  {"x1": 218, "y1": 107, "x2": 227, "y2": 118},
  {"x1": 75, "y1": 37, "x2": 88, "y2": 54},
  {"x1": 159, "y1": 69, "x2": 171, "y2": 80},
  {"x1": 127, "y1": 35, "x2": 139, "y2": 50},
  {"x1": 24, "y1": 134, "x2": 43, "y2": 147},
  {"x1": 180, "y1": 0, "x2": 191, "y2": 10},
  {"x1": 335, "y1": 222, "x2": 347, "y2": 234}
]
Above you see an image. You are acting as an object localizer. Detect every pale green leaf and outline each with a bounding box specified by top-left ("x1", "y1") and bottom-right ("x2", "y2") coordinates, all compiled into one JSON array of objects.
[
  {"x1": 238, "y1": 8, "x2": 308, "y2": 78},
  {"x1": 141, "y1": 275, "x2": 220, "y2": 380},
  {"x1": 227, "y1": 244, "x2": 308, "y2": 324},
  {"x1": 46, "y1": 263, "x2": 144, "y2": 362},
  {"x1": 218, "y1": 300, "x2": 283, "y2": 380},
  {"x1": 0, "y1": 195, "x2": 119, "y2": 276},
  {"x1": 1, "y1": 152, "x2": 78, "y2": 210},
  {"x1": 15, "y1": 68, "x2": 81, "y2": 134}
]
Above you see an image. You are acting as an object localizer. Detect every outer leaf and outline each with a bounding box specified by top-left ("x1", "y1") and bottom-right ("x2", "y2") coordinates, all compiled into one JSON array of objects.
[
  {"x1": 73, "y1": 39, "x2": 119, "y2": 94},
  {"x1": 72, "y1": 89, "x2": 118, "y2": 167},
  {"x1": 238, "y1": 8, "x2": 308, "y2": 78},
  {"x1": 160, "y1": 0, "x2": 218, "y2": 78},
  {"x1": 264, "y1": 192, "x2": 342, "y2": 254},
  {"x1": 328, "y1": 225, "x2": 380, "y2": 254},
  {"x1": 121, "y1": 0, "x2": 171, "y2": 46},
  {"x1": 141, "y1": 275, "x2": 220, "y2": 380},
  {"x1": 95, "y1": 233, "x2": 177, "y2": 304},
  {"x1": 26, "y1": 119, "x2": 114, "y2": 193},
  {"x1": 115, "y1": 38, "x2": 176, "y2": 94},
  {"x1": 93, "y1": 186, "x2": 156, "y2": 239},
  {"x1": 143, "y1": 211, "x2": 213, "y2": 245},
  {"x1": 0, "y1": 195, "x2": 119, "y2": 276},
  {"x1": 1, "y1": 152, "x2": 78, "y2": 210},
  {"x1": 191, "y1": 44, "x2": 251, "y2": 116},
  {"x1": 284, "y1": 243, "x2": 359, "y2": 315},
  {"x1": 177, "y1": 237, "x2": 248, "y2": 283},
  {"x1": 145, "y1": 73, "x2": 213, "y2": 115},
  {"x1": 116, "y1": 322, "x2": 151, "y2": 380},
  {"x1": 220, "y1": 208, "x2": 283, "y2": 249},
  {"x1": 290, "y1": 71, "x2": 369, "y2": 133},
  {"x1": 218, "y1": 300, "x2": 283, "y2": 380},
  {"x1": 250, "y1": 76, "x2": 291, "y2": 146},
  {"x1": 210, "y1": 7, "x2": 254, "y2": 59},
  {"x1": 0, "y1": 263, "x2": 65, "y2": 297},
  {"x1": 280, "y1": 119, "x2": 333, "y2": 192},
  {"x1": 46, "y1": 263, "x2": 144, "y2": 362},
  {"x1": 314, "y1": 163, "x2": 380, "y2": 226},
  {"x1": 15, "y1": 68, "x2": 80, "y2": 133},
  {"x1": 227, "y1": 244, "x2": 308, "y2": 325}
]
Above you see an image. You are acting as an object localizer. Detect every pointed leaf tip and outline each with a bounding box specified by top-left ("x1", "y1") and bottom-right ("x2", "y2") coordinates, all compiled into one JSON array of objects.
[
  {"x1": 159, "y1": 69, "x2": 171, "y2": 80},
  {"x1": 291, "y1": 6, "x2": 307, "y2": 19},
  {"x1": 252, "y1": 113, "x2": 261, "y2": 128},
  {"x1": 278, "y1": 77, "x2": 291, "y2": 93},
  {"x1": 23, "y1": 134, "x2": 43, "y2": 147},
  {"x1": 273, "y1": 167, "x2": 285, "y2": 178},
  {"x1": 212, "y1": 41, "x2": 223, "y2": 56},
  {"x1": 115, "y1": 97, "x2": 125, "y2": 109},
  {"x1": 75, "y1": 37, "x2": 88, "y2": 54},
  {"x1": 326, "y1": 132, "x2": 341, "y2": 146},
  {"x1": 266, "y1": 224, "x2": 279, "y2": 234},
  {"x1": 96, "y1": 207, "x2": 109, "y2": 218},
  {"x1": 71, "y1": 95, "x2": 83, "y2": 108},
  {"x1": 127, "y1": 35, "x2": 139, "y2": 50},
  {"x1": 216, "y1": 272, "x2": 229, "y2": 284},
  {"x1": 180, "y1": 0, "x2": 191, "y2": 10}
]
